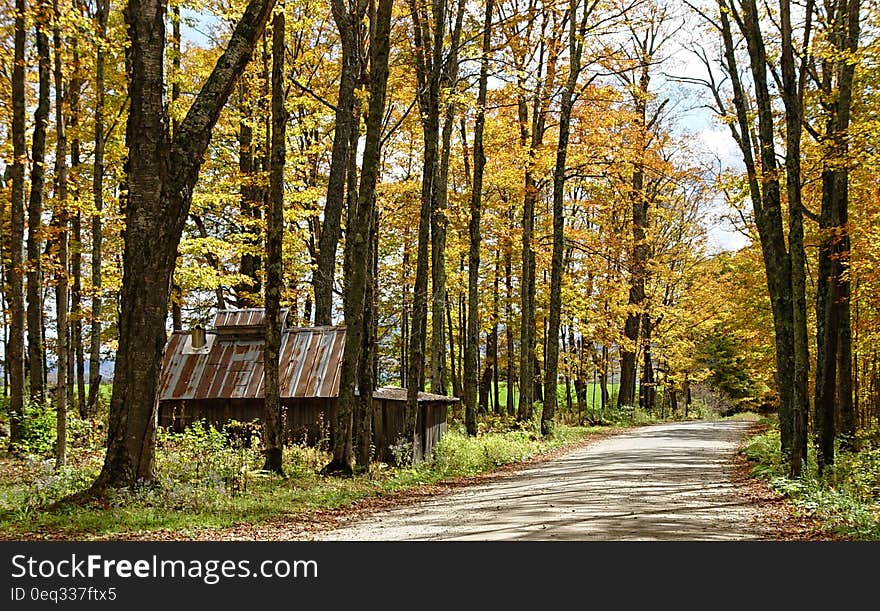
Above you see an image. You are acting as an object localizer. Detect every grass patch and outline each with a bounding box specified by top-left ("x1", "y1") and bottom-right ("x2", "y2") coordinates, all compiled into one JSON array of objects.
[
  {"x1": 742, "y1": 423, "x2": 880, "y2": 540},
  {"x1": 463, "y1": 381, "x2": 620, "y2": 420}
]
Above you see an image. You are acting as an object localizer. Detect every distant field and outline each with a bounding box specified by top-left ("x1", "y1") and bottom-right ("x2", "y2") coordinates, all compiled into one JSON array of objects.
[{"x1": 469, "y1": 381, "x2": 620, "y2": 417}]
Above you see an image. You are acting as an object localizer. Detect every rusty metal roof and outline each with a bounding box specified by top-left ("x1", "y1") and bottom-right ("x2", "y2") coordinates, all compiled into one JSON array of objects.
[{"x1": 159, "y1": 325, "x2": 346, "y2": 401}]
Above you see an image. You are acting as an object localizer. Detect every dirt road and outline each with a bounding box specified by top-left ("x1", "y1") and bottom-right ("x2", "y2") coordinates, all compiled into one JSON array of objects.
[{"x1": 314, "y1": 420, "x2": 776, "y2": 541}]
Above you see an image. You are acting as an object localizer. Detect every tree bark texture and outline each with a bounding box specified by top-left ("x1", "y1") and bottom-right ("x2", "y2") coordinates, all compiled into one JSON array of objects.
[
  {"x1": 52, "y1": 0, "x2": 69, "y2": 466},
  {"x1": 7, "y1": 0, "x2": 28, "y2": 445},
  {"x1": 87, "y1": 0, "x2": 108, "y2": 415},
  {"x1": 429, "y1": 0, "x2": 465, "y2": 396},
  {"x1": 717, "y1": 0, "x2": 797, "y2": 472},
  {"x1": 27, "y1": 0, "x2": 52, "y2": 403},
  {"x1": 91, "y1": 0, "x2": 276, "y2": 492},
  {"x1": 406, "y1": 0, "x2": 446, "y2": 459},
  {"x1": 329, "y1": 0, "x2": 394, "y2": 472},
  {"x1": 815, "y1": 0, "x2": 859, "y2": 468},
  {"x1": 314, "y1": 0, "x2": 366, "y2": 325},
  {"x1": 263, "y1": 9, "x2": 286, "y2": 475},
  {"x1": 544, "y1": 0, "x2": 587, "y2": 435},
  {"x1": 464, "y1": 0, "x2": 492, "y2": 436}
]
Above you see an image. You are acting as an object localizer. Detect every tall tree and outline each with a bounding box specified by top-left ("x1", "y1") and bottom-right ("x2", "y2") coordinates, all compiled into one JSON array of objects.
[
  {"x1": 7, "y1": 0, "x2": 28, "y2": 445},
  {"x1": 263, "y1": 7, "x2": 286, "y2": 476},
  {"x1": 465, "y1": 0, "x2": 493, "y2": 437},
  {"x1": 777, "y1": 0, "x2": 812, "y2": 471},
  {"x1": 87, "y1": 0, "x2": 109, "y2": 415},
  {"x1": 52, "y1": 0, "x2": 69, "y2": 466},
  {"x1": 814, "y1": 0, "x2": 860, "y2": 468},
  {"x1": 314, "y1": 0, "x2": 367, "y2": 325},
  {"x1": 406, "y1": 0, "x2": 446, "y2": 459},
  {"x1": 27, "y1": 0, "x2": 52, "y2": 403},
  {"x1": 430, "y1": 0, "x2": 465, "y2": 397},
  {"x1": 327, "y1": 0, "x2": 395, "y2": 473},
  {"x1": 617, "y1": 7, "x2": 660, "y2": 410},
  {"x1": 68, "y1": 2, "x2": 86, "y2": 417},
  {"x1": 87, "y1": 0, "x2": 276, "y2": 493},
  {"x1": 169, "y1": 1, "x2": 184, "y2": 329},
  {"x1": 699, "y1": 0, "x2": 807, "y2": 475},
  {"x1": 510, "y1": 5, "x2": 560, "y2": 422},
  {"x1": 543, "y1": 0, "x2": 592, "y2": 435}
]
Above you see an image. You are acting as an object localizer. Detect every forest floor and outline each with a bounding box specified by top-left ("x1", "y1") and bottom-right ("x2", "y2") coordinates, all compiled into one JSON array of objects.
[{"x1": 149, "y1": 420, "x2": 839, "y2": 541}]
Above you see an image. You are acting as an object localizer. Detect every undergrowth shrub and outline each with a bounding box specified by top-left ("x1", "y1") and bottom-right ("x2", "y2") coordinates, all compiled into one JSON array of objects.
[
  {"x1": 429, "y1": 429, "x2": 539, "y2": 476},
  {"x1": 743, "y1": 430, "x2": 783, "y2": 478},
  {"x1": 743, "y1": 425, "x2": 880, "y2": 540},
  {"x1": 9, "y1": 459, "x2": 101, "y2": 520},
  {"x1": 13, "y1": 400, "x2": 57, "y2": 455},
  {"x1": 600, "y1": 405, "x2": 659, "y2": 426},
  {"x1": 153, "y1": 421, "x2": 263, "y2": 505}
]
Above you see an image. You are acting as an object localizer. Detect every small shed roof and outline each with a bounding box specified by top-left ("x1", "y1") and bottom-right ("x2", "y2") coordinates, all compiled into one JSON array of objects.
[
  {"x1": 213, "y1": 308, "x2": 289, "y2": 335},
  {"x1": 159, "y1": 310, "x2": 461, "y2": 405},
  {"x1": 372, "y1": 386, "x2": 460, "y2": 404},
  {"x1": 159, "y1": 325, "x2": 346, "y2": 401}
]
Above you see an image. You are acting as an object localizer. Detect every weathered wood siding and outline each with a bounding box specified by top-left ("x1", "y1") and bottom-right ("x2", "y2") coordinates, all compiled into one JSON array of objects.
[{"x1": 158, "y1": 396, "x2": 449, "y2": 460}]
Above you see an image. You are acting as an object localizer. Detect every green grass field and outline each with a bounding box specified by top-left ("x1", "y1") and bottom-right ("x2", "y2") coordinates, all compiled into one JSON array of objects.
[{"x1": 466, "y1": 381, "x2": 620, "y2": 418}]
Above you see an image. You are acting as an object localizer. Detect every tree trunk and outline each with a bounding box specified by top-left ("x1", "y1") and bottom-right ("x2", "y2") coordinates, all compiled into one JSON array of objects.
[
  {"x1": 777, "y1": 0, "x2": 811, "y2": 475},
  {"x1": 89, "y1": 0, "x2": 276, "y2": 493},
  {"x1": 492, "y1": 251, "x2": 500, "y2": 413},
  {"x1": 52, "y1": 0, "x2": 70, "y2": 466},
  {"x1": 446, "y1": 296, "x2": 460, "y2": 397},
  {"x1": 263, "y1": 10, "x2": 286, "y2": 476},
  {"x1": 7, "y1": 0, "x2": 28, "y2": 446},
  {"x1": 355, "y1": 207, "x2": 378, "y2": 468},
  {"x1": 27, "y1": 0, "x2": 52, "y2": 403},
  {"x1": 618, "y1": 69, "x2": 650, "y2": 411},
  {"x1": 328, "y1": 0, "x2": 394, "y2": 473},
  {"x1": 314, "y1": 0, "x2": 365, "y2": 326},
  {"x1": 168, "y1": 5, "x2": 185, "y2": 328},
  {"x1": 638, "y1": 313, "x2": 654, "y2": 411},
  {"x1": 716, "y1": 0, "x2": 797, "y2": 473},
  {"x1": 429, "y1": 0, "x2": 465, "y2": 396},
  {"x1": 87, "y1": 0, "x2": 108, "y2": 416},
  {"x1": 839, "y1": 291, "x2": 855, "y2": 449},
  {"x1": 516, "y1": 18, "x2": 558, "y2": 423},
  {"x1": 464, "y1": 0, "x2": 492, "y2": 436},
  {"x1": 505, "y1": 244, "x2": 515, "y2": 416},
  {"x1": 544, "y1": 0, "x2": 587, "y2": 435},
  {"x1": 815, "y1": 0, "x2": 859, "y2": 467},
  {"x1": 600, "y1": 344, "x2": 609, "y2": 411},
  {"x1": 400, "y1": 224, "x2": 409, "y2": 388},
  {"x1": 68, "y1": 20, "x2": 86, "y2": 419},
  {"x1": 406, "y1": 0, "x2": 447, "y2": 458}
]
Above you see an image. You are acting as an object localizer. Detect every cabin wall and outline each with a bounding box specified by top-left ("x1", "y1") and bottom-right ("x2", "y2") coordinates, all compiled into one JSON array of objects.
[
  {"x1": 371, "y1": 400, "x2": 450, "y2": 462},
  {"x1": 158, "y1": 398, "x2": 334, "y2": 448},
  {"x1": 158, "y1": 397, "x2": 451, "y2": 460}
]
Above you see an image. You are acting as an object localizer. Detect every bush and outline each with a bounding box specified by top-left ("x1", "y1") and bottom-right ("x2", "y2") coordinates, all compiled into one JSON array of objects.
[
  {"x1": 14, "y1": 400, "x2": 57, "y2": 455},
  {"x1": 743, "y1": 430, "x2": 783, "y2": 478},
  {"x1": 742, "y1": 426, "x2": 880, "y2": 540},
  {"x1": 429, "y1": 429, "x2": 538, "y2": 476},
  {"x1": 150, "y1": 421, "x2": 264, "y2": 509},
  {"x1": 599, "y1": 404, "x2": 659, "y2": 426}
]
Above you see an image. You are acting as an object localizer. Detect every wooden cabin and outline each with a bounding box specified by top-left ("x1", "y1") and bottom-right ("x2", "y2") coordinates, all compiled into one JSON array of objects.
[{"x1": 157, "y1": 308, "x2": 457, "y2": 461}]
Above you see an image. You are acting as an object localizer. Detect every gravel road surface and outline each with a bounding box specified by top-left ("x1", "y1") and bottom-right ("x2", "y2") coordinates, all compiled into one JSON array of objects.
[{"x1": 314, "y1": 420, "x2": 774, "y2": 541}]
